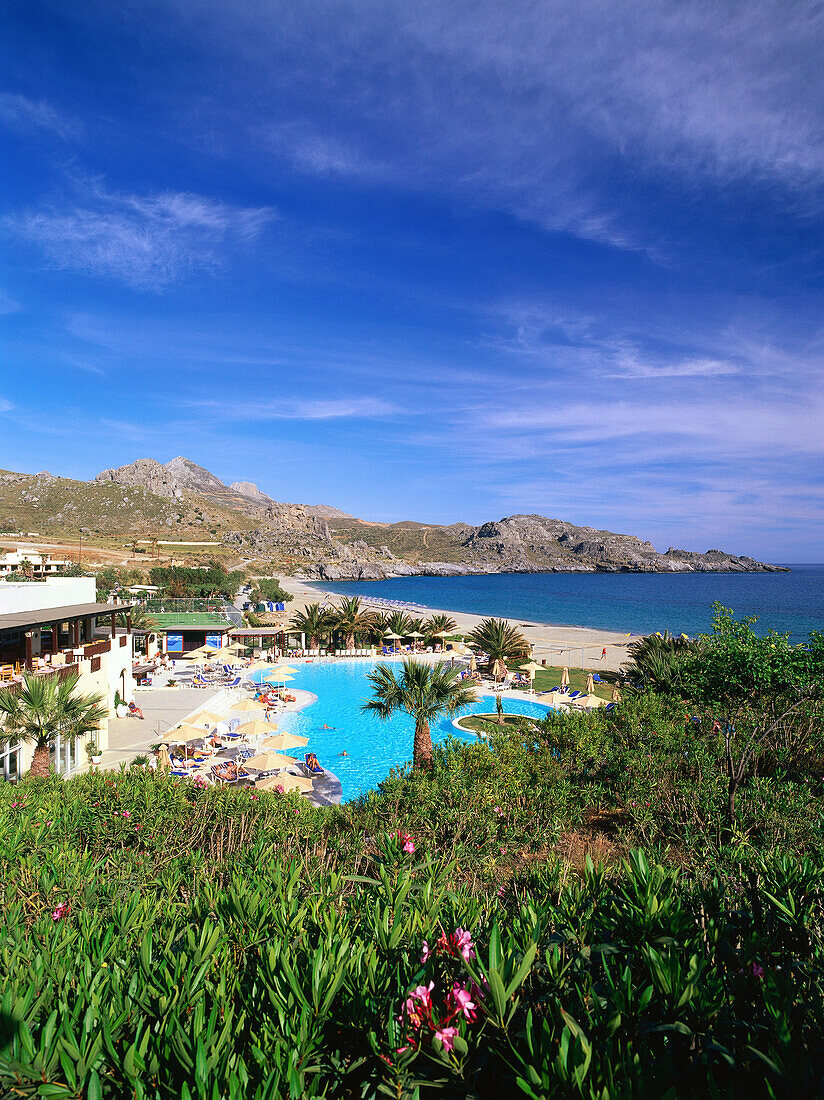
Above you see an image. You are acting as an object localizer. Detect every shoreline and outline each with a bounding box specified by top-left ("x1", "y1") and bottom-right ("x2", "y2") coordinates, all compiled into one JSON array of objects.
[{"x1": 279, "y1": 576, "x2": 635, "y2": 671}]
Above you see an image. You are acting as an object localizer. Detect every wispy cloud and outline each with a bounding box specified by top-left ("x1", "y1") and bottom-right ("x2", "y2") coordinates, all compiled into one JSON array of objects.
[
  {"x1": 0, "y1": 92, "x2": 80, "y2": 139},
  {"x1": 7, "y1": 178, "x2": 275, "y2": 289},
  {"x1": 187, "y1": 396, "x2": 399, "y2": 421}
]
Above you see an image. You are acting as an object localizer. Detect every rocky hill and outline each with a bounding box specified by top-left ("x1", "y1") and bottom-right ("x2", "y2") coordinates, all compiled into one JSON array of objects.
[{"x1": 0, "y1": 458, "x2": 785, "y2": 578}]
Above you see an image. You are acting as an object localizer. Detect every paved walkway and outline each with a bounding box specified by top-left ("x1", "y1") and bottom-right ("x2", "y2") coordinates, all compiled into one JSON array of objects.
[{"x1": 102, "y1": 687, "x2": 213, "y2": 770}]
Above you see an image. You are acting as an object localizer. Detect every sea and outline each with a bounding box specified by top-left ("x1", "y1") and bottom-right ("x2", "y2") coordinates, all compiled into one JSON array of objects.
[{"x1": 315, "y1": 565, "x2": 824, "y2": 641}]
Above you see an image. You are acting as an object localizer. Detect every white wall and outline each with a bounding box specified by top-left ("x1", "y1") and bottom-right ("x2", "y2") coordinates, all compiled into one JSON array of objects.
[{"x1": 0, "y1": 577, "x2": 97, "y2": 616}]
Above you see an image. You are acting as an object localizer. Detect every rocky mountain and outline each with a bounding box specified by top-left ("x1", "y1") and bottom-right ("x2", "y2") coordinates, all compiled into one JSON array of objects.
[{"x1": 1, "y1": 457, "x2": 784, "y2": 578}]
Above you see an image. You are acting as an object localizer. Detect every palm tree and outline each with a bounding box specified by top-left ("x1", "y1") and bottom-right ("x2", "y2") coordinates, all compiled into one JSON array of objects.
[
  {"x1": 289, "y1": 603, "x2": 331, "y2": 648},
  {"x1": 363, "y1": 660, "x2": 478, "y2": 769},
  {"x1": 423, "y1": 613, "x2": 458, "y2": 640},
  {"x1": 0, "y1": 673, "x2": 108, "y2": 778},
  {"x1": 331, "y1": 596, "x2": 371, "y2": 649},
  {"x1": 385, "y1": 610, "x2": 413, "y2": 639},
  {"x1": 466, "y1": 617, "x2": 530, "y2": 674},
  {"x1": 621, "y1": 631, "x2": 699, "y2": 695},
  {"x1": 116, "y1": 604, "x2": 158, "y2": 630}
]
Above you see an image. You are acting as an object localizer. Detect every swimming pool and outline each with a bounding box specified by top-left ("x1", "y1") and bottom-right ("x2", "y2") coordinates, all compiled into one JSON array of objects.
[{"x1": 254, "y1": 660, "x2": 554, "y2": 801}]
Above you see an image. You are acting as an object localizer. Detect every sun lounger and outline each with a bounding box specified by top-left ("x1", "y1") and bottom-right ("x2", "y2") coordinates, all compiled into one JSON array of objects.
[{"x1": 568, "y1": 690, "x2": 585, "y2": 700}]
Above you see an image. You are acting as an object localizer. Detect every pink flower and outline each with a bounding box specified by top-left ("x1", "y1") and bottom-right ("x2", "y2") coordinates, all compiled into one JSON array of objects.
[
  {"x1": 275, "y1": 785, "x2": 285, "y2": 794},
  {"x1": 403, "y1": 838, "x2": 416, "y2": 854},
  {"x1": 434, "y1": 1027, "x2": 458, "y2": 1053},
  {"x1": 469, "y1": 979, "x2": 487, "y2": 1003},
  {"x1": 121, "y1": 810, "x2": 131, "y2": 818},
  {"x1": 421, "y1": 940, "x2": 431, "y2": 963},
  {"x1": 51, "y1": 901, "x2": 70, "y2": 921},
  {"x1": 493, "y1": 806, "x2": 503, "y2": 816},
  {"x1": 453, "y1": 928, "x2": 475, "y2": 961},
  {"x1": 752, "y1": 963, "x2": 765, "y2": 979},
  {"x1": 250, "y1": 794, "x2": 259, "y2": 801},
  {"x1": 448, "y1": 983, "x2": 477, "y2": 1021},
  {"x1": 45, "y1": 820, "x2": 53, "y2": 827}
]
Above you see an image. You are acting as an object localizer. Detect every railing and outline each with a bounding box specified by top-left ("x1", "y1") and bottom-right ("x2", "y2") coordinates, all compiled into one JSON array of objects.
[
  {"x1": 83, "y1": 640, "x2": 111, "y2": 658},
  {"x1": 1, "y1": 662, "x2": 81, "y2": 695}
]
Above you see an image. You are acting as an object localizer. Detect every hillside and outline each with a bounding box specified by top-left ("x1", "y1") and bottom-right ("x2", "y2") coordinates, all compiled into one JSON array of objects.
[{"x1": 0, "y1": 458, "x2": 784, "y2": 577}]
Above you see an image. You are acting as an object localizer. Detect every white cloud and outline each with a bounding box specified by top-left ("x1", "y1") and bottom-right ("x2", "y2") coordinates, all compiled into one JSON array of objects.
[
  {"x1": 7, "y1": 179, "x2": 275, "y2": 289},
  {"x1": 188, "y1": 396, "x2": 399, "y2": 420},
  {"x1": 160, "y1": 0, "x2": 824, "y2": 249},
  {"x1": 0, "y1": 92, "x2": 79, "y2": 139}
]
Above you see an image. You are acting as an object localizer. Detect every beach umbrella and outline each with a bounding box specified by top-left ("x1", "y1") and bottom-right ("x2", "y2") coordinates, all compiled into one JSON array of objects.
[
  {"x1": 612, "y1": 685, "x2": 622, "y2": 703},
  {"x1": 245, "y1": 750, "x2": 297, "y2": 771},
  {"x1": 561, "y1": 667, "x2": 570, "y2": 689},
  {"x1": 586, "y1": 672, "x2": 595, "y2": 694},
  {"x1": 170, "y1": 723, "x2": 208, "y2": 741},
  {"x1": 256, "y1": 774, "x2": 314, "y2": 794},
  {"x1": 383, "y1": 632, "x2": 401, "y2": 640},
  {"x1": 433, "y1": 630, "x2": 451, "y2": 637},
  {"x1": 157, "y1": 745, "x2": 173, "y2": 769},
  {"x1": 261, "y1": 732, "x2": 310, "y2": 751},
  {"x1": 264, "y1": 672, "x2": 294, "y2": 683},
  {"x1": 520, "y1": 659, "x2": 544, "y2": 693},
  {"x1": 575, "y1": 694, "x2": 605, "y2": 710},
  {"x1": 271, "y1": 665, "x2": 299, "y2": 676},
  {"x1": 469, "y1": 654, "x2": 477, "y2": 673},
  {"x1": 408, "y1": 631, "x2": 424, "y2": 639},
  {"x1": 190, "y1": 710, "x2": 226, "y2": 728},
  {"x1": 232, "y1": 698, "x2": 267, "y2": 714},
  {"x1": 247, "y1": 660, "x2": 277, "y2": 674},
  {"x1": 234, "y1": 719, "x2": 279, "y2": 739},
  {"x1": 226, "y1": 641, "x2": 246, "y2": 651},
  {"x1": 492, "y1": 658, "x2": 507, "y2": 681}
]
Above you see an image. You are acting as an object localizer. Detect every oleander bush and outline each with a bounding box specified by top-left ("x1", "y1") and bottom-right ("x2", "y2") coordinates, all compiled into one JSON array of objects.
[
  {"x1": 3, "y1": 608, "x2": 824, "y2": 1096},
  {"x1": 2, "y1": 762, "x2": 824, "y2": 1098}
]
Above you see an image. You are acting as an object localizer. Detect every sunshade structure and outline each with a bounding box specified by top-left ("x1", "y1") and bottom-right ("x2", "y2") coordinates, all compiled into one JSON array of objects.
[
  {"x1": 271, "y1": 665, "x2": 299, "y2": 676},
  {"x1": 232, "y1": 698, "x2": 267, "y2": 714},
  {"x1": 226, "y1": 641, "x2": 246, "y2": 652},
  {"x1": 188, "y1": 644, "x2": 223, "y2": 659},
  {"x1": 261, "y1": 732, "x2": 309, "y2": 751},
  {"x1": 234, "y1": 719, "x2": 279, "y2": 739},
  {"x1": 612, "y1": 686, "x2": 622, "y2": 703},
  {"x1": 383, "y1": 632, "x2": 401, "y2": 640},
  {"x1": 190, "y1": 710, "x2": 227, "y2": 728},
  {"x1": 586, "y1": 673, "x2": 595, "y2": 694},
  {"x1": 520, "y1": 660, "x2": 544, "y2": 692},
  {"x1": 408, "y1": 631, "x2": 424, "y2": 640},
  {"x1": 245, "y1": 750, "x2": 296, "y2": 771},
  {"x1": 263, "y1": 672, "x2": 294, "y2": 683},
  {"x1": 561, "y1": 667, "x2": 570, "y2": 689},
  {"x1": 469, "y1": 654, "x2": 478, "y2": 673},
  {"x1": 256, "y1": 774, "x2": 314, "y2": 794},
  {"x1": 169, "y1": 723, "x2": 209, "y2": 742},
  {"x1": 247, "y1": 660, "x2": 277, "y2": 674},
  {"x1": 491, "y1": 658, "x2": 508, "y2": 681},
  {"x1": 573, "y1": 694, "x2": 605, "y2": 710}
]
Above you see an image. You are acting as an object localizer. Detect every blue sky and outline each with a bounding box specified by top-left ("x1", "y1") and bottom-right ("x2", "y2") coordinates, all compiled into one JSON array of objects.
[{"x1": 2, "y1": 0, "x2": 824, "y2": 560}]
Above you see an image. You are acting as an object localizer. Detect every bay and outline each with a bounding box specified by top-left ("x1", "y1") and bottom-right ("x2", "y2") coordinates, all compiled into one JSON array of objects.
[{"x1": 317, "y1": 566, "x2": 824, "y2": 640}]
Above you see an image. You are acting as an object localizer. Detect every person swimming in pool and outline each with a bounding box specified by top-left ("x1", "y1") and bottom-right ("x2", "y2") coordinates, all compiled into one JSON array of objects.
[
  {"x1": 319, "y1": 723, "x2": 336, "y2": 730},
  {"x1": 339, "y1": 750, "x2": 349, "y2": 757}
]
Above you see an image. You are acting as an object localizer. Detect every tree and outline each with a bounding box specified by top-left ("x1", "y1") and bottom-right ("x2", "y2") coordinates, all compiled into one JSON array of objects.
[
  {"x1": 0, "y1": 673, "x2": 108, "y2": 779},
  {"x1": 362, "y1": 660, "x2": 478, "y2": 769},
  {"x1": 621, "y1": 631, "x2": 699, "y2": 695},
  {"x1": 331, "y1": 597, "x2": 371, "y2": 649},
  {"x1": 116, "y1": 604, "x2": 158, "y2": 631},
  {"x1": 423, "y1": 613, "x2": 458, "y2": 640},
  {"x1": 466, "y1": 618, "x2": 530, "y2": 672},
  {"x1": 289, "y1": 603, "x2": 331, "y2": 648},
  {"x1": 250, "y1": 577, "x2": 292, "y2": 605},
  {"x1": 385, "y1": 610, "x2": 414, "y2": 640}
]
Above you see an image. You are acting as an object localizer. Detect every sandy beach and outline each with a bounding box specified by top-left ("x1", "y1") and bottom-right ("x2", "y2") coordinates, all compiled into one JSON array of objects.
[{"x1": 278, "y1": 576, "x2": 635, "y2": 671}]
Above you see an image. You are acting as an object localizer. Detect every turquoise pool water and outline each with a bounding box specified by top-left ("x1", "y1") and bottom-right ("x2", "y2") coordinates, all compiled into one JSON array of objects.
[{"x1": 253, "y1": 661, "x2": 553, "y2": 801}]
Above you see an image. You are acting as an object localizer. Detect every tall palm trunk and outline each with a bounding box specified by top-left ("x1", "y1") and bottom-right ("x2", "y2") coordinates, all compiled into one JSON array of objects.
[
  {"x1": 29, "y1": 742, "x2": 51, "y2": 778},
  {"x1": 413, "y1": 720, "x2": 434, "y2": 769},
  {"x1": 345, "y1": 632, "x2": 355, "y2": 649}
]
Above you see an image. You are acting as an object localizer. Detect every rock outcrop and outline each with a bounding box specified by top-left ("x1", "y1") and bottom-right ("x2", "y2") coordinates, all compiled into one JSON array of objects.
[
  {"x1": 95, "y1": 459, "x2": 184, "y2": 500},
  {"x1": 90, "y1": 456, "x2": 785, "y2": 578}
]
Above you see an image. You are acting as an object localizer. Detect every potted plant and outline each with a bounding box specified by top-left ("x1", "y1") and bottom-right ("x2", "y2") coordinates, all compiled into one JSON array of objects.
[{"x1": 85, "y1": 738, "x2": 102, "y2": 766}]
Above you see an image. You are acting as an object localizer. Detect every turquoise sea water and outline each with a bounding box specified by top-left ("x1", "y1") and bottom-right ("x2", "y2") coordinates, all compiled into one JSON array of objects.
[
  {"x1": 317, "y1": 566, "x2": 824, "y2": 640},
  {"x1": 254, "y1": 661, "x2": 552, "y2": 801}
]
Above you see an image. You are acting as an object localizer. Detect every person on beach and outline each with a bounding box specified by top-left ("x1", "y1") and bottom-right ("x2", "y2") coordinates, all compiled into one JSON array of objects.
[{"x1": 602, "y1": 647, "x2": 607, "y2": 660}]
